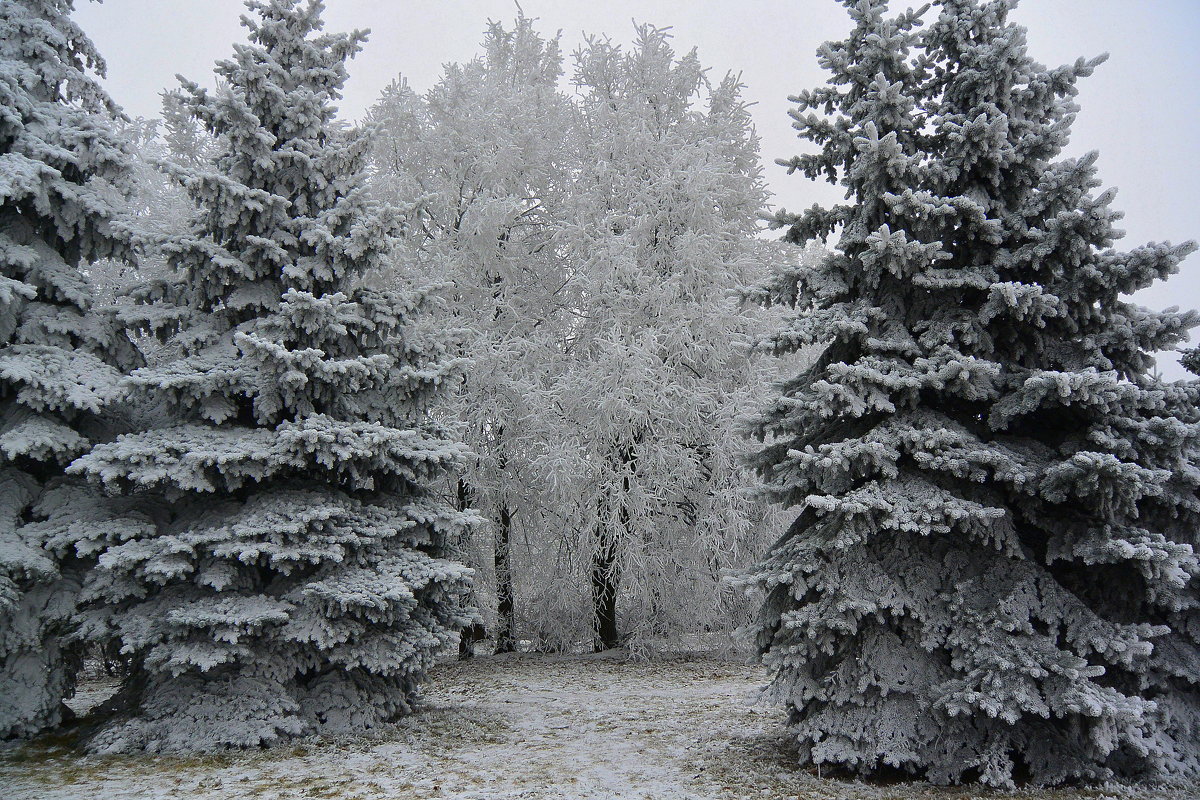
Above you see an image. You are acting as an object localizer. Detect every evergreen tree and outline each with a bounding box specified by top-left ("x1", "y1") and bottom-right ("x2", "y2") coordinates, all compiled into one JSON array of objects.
[
  {"x1": 0, "y1": 0, "x2": 136, "y2": 738},
  {"x1": 740, "y1": 0, "x2": 1200, "y2": 786},
  {"x1": 60, "y1": 0, "x2": 474, "y2": 752}
]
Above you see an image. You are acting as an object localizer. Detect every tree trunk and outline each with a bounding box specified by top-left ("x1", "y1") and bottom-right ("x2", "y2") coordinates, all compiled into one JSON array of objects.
[
  {"x1": 493, "y1": 500, "x2": 516, "y2": 653},
  {"x1": 592, "y1": 441, "x2": 636, "y2": 652},
  {"x1": 591, "y1": 521, "x2": 621, "y2": 651},
  {"x1": 455, "y1": 478, "x2": 487, "y2": 660}
]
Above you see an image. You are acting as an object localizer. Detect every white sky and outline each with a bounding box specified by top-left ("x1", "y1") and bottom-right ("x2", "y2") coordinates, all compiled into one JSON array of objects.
[{"x1": 75, "y1": 0, "x2": 1200, "y2": 377}]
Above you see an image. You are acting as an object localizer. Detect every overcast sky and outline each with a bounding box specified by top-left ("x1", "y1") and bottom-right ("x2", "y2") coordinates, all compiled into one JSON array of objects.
[{"x1": 75, "y1": 0, "x2": 1200, "y2": 377}]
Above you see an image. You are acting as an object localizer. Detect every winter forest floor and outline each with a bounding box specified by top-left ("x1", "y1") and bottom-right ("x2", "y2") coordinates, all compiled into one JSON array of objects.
[{"x1": 2, "y1": 652, "x2": 1194, "y2": 800}]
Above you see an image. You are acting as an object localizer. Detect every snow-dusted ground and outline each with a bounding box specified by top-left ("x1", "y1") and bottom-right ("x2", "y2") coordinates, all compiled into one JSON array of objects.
[{"x1": 2, "y1": 652, "x2": 1193, "y2": 799}]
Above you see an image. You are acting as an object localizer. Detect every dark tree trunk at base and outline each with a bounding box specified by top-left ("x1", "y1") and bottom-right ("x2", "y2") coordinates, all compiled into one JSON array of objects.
[
  {"x1": 455, "y1": 478, "x2": 487, "y2": 660},
  {"x1": 591, "y1": 441, "x2": 635, "y2": 652},
  {"x1": 494, "y1": 501, "x2": 516, "y2": 653},
  {"x1": 457, "y1": 623, "x2": 487, "y2": 659},
  {"x1": 591, "y1": 528, "x2": 621, "y2": 651}
]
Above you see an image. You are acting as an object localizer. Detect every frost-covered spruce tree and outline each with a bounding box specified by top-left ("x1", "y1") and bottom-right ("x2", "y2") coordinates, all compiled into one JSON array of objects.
[
  {"x1": 62, "y1": 0, "x2": 474, "y2": 753},
  {"x1": 0, "y1": 0, "x2": 136, "y2": 738},
  {"x1": 740, "y1": 0, "x2": 1200, "y2": 787}
]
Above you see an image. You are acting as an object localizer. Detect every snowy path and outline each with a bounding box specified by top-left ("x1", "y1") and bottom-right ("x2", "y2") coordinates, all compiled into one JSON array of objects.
[{"x1": 1, "y1": 653, "x2": 1190, "y2": 799}]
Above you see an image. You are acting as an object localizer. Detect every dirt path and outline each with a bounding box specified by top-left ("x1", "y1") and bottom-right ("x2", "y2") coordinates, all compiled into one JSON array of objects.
[
  {"x1": 1, "y1": 653, "x2": 1189, "y2": 799},
  {"x1": 410, "y1": 653, "x2": 785, "y2": 798}
]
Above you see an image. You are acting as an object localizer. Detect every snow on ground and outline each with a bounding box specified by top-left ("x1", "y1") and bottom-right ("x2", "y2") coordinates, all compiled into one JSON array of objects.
[{"x1": 2, "y1": 652, "x2": 1193, "y2": 800}]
